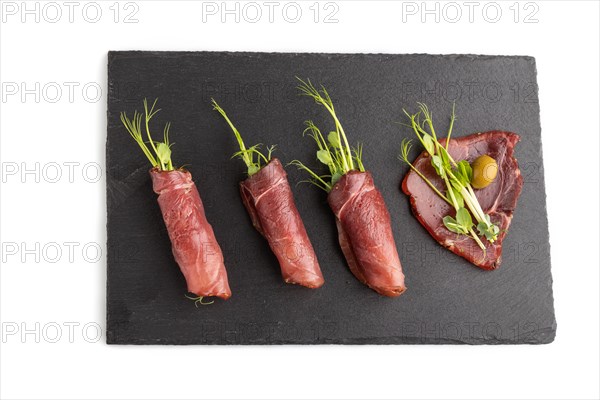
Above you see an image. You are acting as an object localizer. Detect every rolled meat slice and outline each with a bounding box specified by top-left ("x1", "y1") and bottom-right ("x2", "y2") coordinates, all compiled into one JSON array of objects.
[
  {"x1": 328, "y1": 171, "x2": 406, "y2": 297},
  {"x1": 292, "y1": 78, "x2": 407, "y2": 297},
  {"x1": 151, "y1": 168, "x2": 231, "y2": 299},
  {"x1": 240, "y1": 158, "x2": 324, "y2": 288}
]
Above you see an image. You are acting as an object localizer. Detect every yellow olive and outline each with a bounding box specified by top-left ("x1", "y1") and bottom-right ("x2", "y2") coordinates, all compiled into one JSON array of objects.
[{"x1": 471, "y1": 155, "x2": 498, "y2": 189}]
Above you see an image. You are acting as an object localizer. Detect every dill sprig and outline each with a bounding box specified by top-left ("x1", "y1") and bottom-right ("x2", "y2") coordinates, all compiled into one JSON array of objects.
[
  {"x1": 212, "y1": 99, "x2": 274, "y2": 176},
  {"x1": 289, "y1": 78, "x2": 365, "y2": 192},
  {"x1": 120, "y1": 98, "x2": 175, "y2": 171}
]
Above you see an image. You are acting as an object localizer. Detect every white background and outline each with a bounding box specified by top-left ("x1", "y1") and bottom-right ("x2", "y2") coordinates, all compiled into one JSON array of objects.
[{"x1": 1, "y1": 1, "x2": 599, "y2": 399}]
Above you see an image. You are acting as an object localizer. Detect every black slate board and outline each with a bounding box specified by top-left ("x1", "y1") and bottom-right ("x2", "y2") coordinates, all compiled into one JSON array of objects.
[{"x1": 106, "y1": 51, "x2": 556, "y2": 344}]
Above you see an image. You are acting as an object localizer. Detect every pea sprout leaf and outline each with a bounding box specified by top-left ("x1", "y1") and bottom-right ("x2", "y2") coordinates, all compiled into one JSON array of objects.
[
  {"x1": 454, "y1": 160, "x2": 473, "y2": 186},
  {"x1": 438, "y1": 145, "x2": 451, "y2": 167},
  {"x1": 484, "y1": 214, "x2": 492, "y2": 225},
  {"x1": 156, "y1": 142, "x2": 172, "y2": 168},
  {"x1": 431, "y1": 155, "x2": 445, "y2": 177},
  {"x1": 456, "y1": 207, "x2": 473, "y2": 229},
  {"x1": 331, "y1": 171, "x2": 342, "y2": 186},
  {"x1": 328, "y1": 131, "x2": 341, "y2": 148},
  {"x1": 447, "y1": 187, "x2": 464, "y2": 208},
  {"x1": 443, "y1": 216, "x2": 468, "y2": 235},
  {"x1": 477, "y1": 215, "x2": 500, "y2": 241},
  {"x1": 422, "y1": 134, "x2": 435, "y2": 155},
  {"x1": 317, "y1": 149, "x2": 333, "y2": 165}
]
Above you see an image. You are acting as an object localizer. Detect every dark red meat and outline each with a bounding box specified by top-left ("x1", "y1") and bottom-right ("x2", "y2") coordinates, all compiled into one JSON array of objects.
[
  {"x1": 151, "y1": 168, "x2": 231, "y2": 299},
  {"x1": 402, "y1": 131, "x2": 523, "y2": 270},
  {"x1": 240, "y1": 158, "x2": 324, "y2": 288},
  {"x1": 328, "y1": 171, "x2": 406, "y2": 297}
]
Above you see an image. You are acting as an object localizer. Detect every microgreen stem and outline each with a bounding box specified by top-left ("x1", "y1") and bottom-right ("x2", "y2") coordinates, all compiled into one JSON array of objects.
[
  {"x1": 444, "y1": 175, "x2": 459, "y2": 210},
  {"x1": 144, "y1": 99, "x2": 161, "y2": 161},
  {"x1": 419, "y1": 103, "x2": 437, "y2": 141},
  {"x1": 446, "y1": 102, "x2": 456, "y2": 149},
  {"x1": 399, "y1": 139, "x2": 452, "y2": 205},
  {"x1": 288, "y1": 160, "x2": 332, "y2": 192},
  {"x1": 185, "y1": 294, "x2": 214, "y2": 307},
  {"x1": 466, "y1": 185, "x2": 483, "y2": 213},
  {"x1": 294, "y1": 78, "x2": 364, "y2": 191},
  {"x1": 469, "y1": 228, "x2": 486, "y2": 250},
  {"x1": 410, "y1": 164, "x2": 451, "y2": 205},
  {"x1": 120, "y1": 98, "x2": 175, "y2": 171},
  {"x1": 297, "y1": 77, "x2": 356, "y2": 172},
  {"x1": 212, "y1": 99, "x2": 273, "y2": 176},
  {"x1": 120, "y1": 112, "x2": 158, "y2": 166},
  {"x1": 445, "y1": 169, "x2": 484, "y2": 222},
  {"x1": 212, "y1": 99, "x2": 249, "y2": 165},
  {"x1": 461, "y1": 187, "x2": 486, "y2": 223}
]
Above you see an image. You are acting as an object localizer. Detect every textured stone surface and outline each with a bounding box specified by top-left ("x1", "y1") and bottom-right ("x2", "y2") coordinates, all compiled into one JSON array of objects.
[{"x1": 106, "y1": 51, "x2": 556, "y2": 344}]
